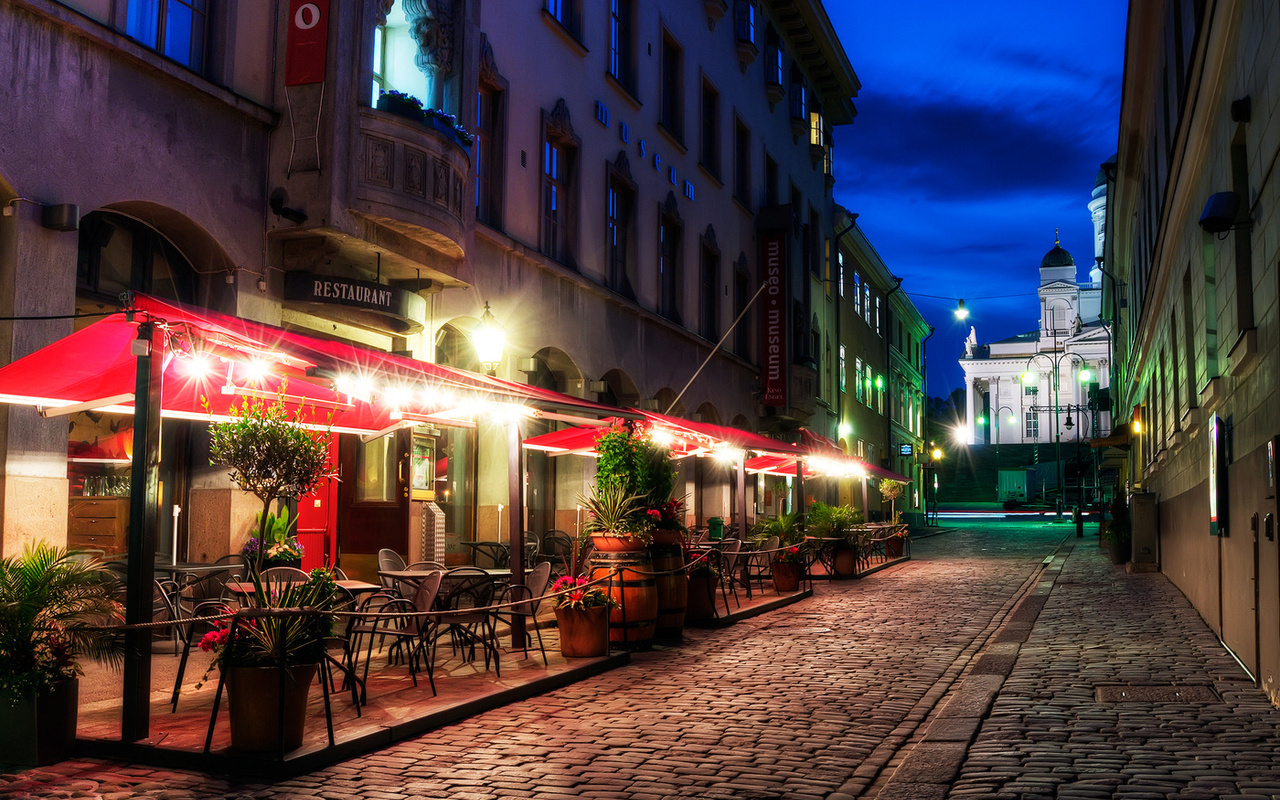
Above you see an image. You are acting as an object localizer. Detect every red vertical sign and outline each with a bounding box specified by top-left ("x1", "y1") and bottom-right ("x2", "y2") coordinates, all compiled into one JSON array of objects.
[
  {"x1": 760, "y1": 232, "x2": 787, "y2": 408},
  {"x1": 285, "y1": 0, "x2": 330, "y2": 86}
]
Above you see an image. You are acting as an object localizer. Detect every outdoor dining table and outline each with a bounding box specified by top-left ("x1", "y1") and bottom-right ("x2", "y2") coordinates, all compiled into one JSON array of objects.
[{"x1": 225, "y1": 578, "x2": 381, "y2": 598}]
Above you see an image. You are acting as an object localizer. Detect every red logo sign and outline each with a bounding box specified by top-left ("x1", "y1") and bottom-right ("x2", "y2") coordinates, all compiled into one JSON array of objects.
[
  {"x1": 760, "y1": 232, "x2": 787, "y2": 408},
  {"x1": 285, "y1": 0, "x2": 330, "y2": 86}
]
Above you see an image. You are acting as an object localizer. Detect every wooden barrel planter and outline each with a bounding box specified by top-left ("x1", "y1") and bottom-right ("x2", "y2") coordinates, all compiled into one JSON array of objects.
[
  {"x1": 589, "y1": 544, "x2": 658, "y2": 650},
  {"x1": 649, "y1": 540, "x2": 687, "y2": 641}
]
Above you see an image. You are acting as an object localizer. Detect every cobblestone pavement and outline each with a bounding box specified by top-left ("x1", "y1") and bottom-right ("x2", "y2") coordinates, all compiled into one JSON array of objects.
[{"x1": 5, "y1": 521, "x2": 1280, "y2": 799}]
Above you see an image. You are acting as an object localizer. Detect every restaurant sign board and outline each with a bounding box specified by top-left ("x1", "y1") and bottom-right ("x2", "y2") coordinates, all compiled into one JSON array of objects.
[
  {"x1": 760, "y1": 232, "x2": 787, "y2": 408},
  {"x1": 284, "y1": 272, "x2": 426, "y2": 333},
  {"x1": 285, "y1": 0, "x2": 330, "y2": 86}
]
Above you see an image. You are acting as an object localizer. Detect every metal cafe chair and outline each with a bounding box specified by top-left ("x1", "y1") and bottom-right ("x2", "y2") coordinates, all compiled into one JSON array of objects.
[
  {"x1": 377, "y1": 548, "x2": 407, "y2": 592},
  {"x1": 464, "y1": 541, "x2": 510, "y2": 569},
  {"x1": 431, "y1": 567, "x2": 502, "y2": 676},
  {"x1": 495, "y1": 561, "x2": 553, "y2": 665}
]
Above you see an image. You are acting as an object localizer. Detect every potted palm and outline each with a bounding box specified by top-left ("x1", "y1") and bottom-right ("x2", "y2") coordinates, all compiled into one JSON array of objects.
[
  {"x1": 197, "y1": 568, "x2": 338, "y2": 752},
  {"x1": 751, "y1": 511, "x2": 805, "y2": 592},
  {"x1": 805, "y1": 502, "x2": 863, "y2": 578},
  {"x1": 549, "y1": 576, "x2": 617, "y2": 658},
  {"x1": 206, "y1": 394, "x2": 332, "y2": 574},
  {"x1": 0, "y1": 543, "x2": 123, "y2": 765}
]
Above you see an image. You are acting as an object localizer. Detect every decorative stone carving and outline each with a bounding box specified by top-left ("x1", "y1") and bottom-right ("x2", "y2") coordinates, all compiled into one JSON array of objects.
[
  {"x1": 661, "y1": 190, "x2": 680, "y2": 221},
  {"x1": 367, "y1": 136, "x2": 394, "y2": 187},
  {"x1": 479, "y1": 33, "x2": 500, "y2": 86},
  {"x1": 373, "y1": 0, "x2": 395, "y2": 27},
  {"x1": 703, "y1": 224, "x2": 717, "y2": 250},
  {"x1": 433, "y1": 159, "x2": 450, "y2": 206},
  {"x1": 547, "y1": 98, "x2": 575, "y2": 144},
  {"x1": 403, "y1": 0, "x2": 455, "y2": 78},
  {"x1": 405, "y1": 148, "x2": 427, "y2": 197}
]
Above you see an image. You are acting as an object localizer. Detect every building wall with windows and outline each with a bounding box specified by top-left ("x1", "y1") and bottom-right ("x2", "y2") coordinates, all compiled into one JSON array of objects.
[
  {"x1": 0, "y1": 0, "x2": 864, "y2": 559},
  {"x1": 1108, "y1": 0, "x2": 1280, "y2": 705}
]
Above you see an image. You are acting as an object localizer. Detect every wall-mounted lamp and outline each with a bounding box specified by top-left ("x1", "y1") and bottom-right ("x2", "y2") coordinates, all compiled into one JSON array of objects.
[
  {"x1": 2, "y1": 198, "x2": 80, "y2": 231},
  {"x1": 1198, "y1": 191, "x2": 1250, "y2": 236},
  {"x1": 269, "y1": 189, "x2": 308, "y2": 225},
  {"x1": 472, "y1": 302, "x2": 505, "y2": 374}
]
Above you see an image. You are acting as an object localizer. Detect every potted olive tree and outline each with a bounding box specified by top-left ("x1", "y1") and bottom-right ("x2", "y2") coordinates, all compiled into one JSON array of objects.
[
  {"x1": 206, "y1": 395, "x2": 332, "y2": 574},
  {"x1": 0, "y1": 543, "x2": 123, "y2": 765}
]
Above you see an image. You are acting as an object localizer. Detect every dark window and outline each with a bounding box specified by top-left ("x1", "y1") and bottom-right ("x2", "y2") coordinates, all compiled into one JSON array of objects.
[
  {"x1": 700, "y1": 79, "x2": 721, "y2": 178},
  {"x1": 126, "y1": 0, "x2": 208, "y2": 71},
  {"x1": 608, "y1": 0, "x2": 636, "y2": 92},
  {"x1": 476, "y1": 84, "x2": 504, "y2": 226},
  {"x1": 544, "y1": 0, "x2": 582, "y2": 40},
  {"x1": 700, "y1": 239, "x2": 720, "y2": 340},
  {"x1": 734, "y1": 0, "x2": 756, "y2": 47},
  {"x1": 607, "y1": 176, "x2": 636, "y2": 299},
  {"x1": 660, "y1": 33, "x2": 684, "y2": 142},
  {"x1": 77, "y1": 211, "x2": 197, "y2": 303},
  {"x1": 765, "y1": 29, "x2": 783, "y2": 89},
  {"x1": 789, "y1": 64, "x2": 807, "y2": 122},
  {"x1": 542, "y1": 140, "x2": 574, "y2": 264},
  {"x1": 658, "y1": 206, "x2": 682, "y2": 323},
  {"x1": 734, "y1": 118, "x2": 751, "y2": 205}
]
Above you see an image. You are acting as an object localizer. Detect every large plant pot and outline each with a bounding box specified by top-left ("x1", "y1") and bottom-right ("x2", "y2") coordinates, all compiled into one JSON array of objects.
[
  {"x1": 588, "y1": 548, "x2": 658, "y2": 650},
  {"x1": 771, "y1": 560, "x2": 803, "y2": 593},
  {"x1": 555, "y1": 605, "x2": 610, "y2": 657},
  {"x1": 885, "y1": 536, "x2": 904, "y2": 558},
  {"x1": 649, "y1": 541, "x2": 687, "y2": 640},
  {"x1": 226, "y1": 664, "x2": 317, "y2": 752},
  {"x1": 650, "y1": 528, "x2": 684, "y2": 546},
  {"x1": 590, "y1": 533, "x2": 649, "y2": 553},
  {"x1": 832, "y1": 548, "x2": 859, "y2": 578},
  {"x1": 1107, "y1": 537, "x2": 1132, "y2": 565},
  {"x1": 686, "y1": 575, "x2": 717, "y2": 621},
  {"x1": 0, "y1": 678, "x2": 78, "y2": 766}
]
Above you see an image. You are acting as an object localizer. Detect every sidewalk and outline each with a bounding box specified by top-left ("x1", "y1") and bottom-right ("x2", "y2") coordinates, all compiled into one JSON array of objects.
[{"x1": 5, "y1": 523, "x2": 1280, "y2": 799}]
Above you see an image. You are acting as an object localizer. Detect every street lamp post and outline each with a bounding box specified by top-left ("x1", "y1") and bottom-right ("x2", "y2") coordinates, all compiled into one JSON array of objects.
[
  {"x1": 993, "y1": 405, "x2": 1016, "y2": 462},
  {"x1": 1023, "y1": 351, "x2": 1090, "y2": 520}
]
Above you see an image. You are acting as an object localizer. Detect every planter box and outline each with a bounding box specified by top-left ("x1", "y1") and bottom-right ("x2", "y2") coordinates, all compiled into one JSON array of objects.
[{"x1": 0, "y1": 678, "x2": 78, "y2": 766}]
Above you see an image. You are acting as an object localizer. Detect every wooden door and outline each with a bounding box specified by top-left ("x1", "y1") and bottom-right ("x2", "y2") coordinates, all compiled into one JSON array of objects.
[{"x1": 337, "y1": 429, "x2": 411, "y2": 581}]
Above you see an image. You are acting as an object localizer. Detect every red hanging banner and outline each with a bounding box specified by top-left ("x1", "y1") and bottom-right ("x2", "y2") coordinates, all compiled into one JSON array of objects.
[
  {"x1": 284, "y1": 0, "x2": 330, "y2": 86},
  {"x1": 760, "y1": 231, "x2": 788, "y2": 408}
]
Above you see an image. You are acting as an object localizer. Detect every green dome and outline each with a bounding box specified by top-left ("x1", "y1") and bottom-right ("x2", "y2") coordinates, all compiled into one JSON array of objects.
[{"x1": 1041, "y1": 243, "x2": 1074, "y2": 268}]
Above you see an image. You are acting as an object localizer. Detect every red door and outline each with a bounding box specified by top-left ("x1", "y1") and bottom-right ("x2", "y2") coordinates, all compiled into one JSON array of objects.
[
  {"x1": 336, "y1": 429, "x2": 411, "y2": 581},
  {"x1": 296, "y1": 433, "x2": 339, "y2": 570}
]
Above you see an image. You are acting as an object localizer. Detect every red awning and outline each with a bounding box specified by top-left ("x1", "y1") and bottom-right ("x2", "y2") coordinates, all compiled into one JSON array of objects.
[
  {"x1": 522, "y1": 410, "x2": 802, "y2": 461},
  {"x1": 0, "y1": 294, "x2": 622, "y2": 434}
]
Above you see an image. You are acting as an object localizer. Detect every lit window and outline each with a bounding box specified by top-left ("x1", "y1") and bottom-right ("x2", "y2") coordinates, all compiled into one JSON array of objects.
[
  {"x1": 126, "y1": 0, "x2": 208, "y2": 72},
  {"x1": 839, "y1": 345, "x2": 846, "y2": 393}
]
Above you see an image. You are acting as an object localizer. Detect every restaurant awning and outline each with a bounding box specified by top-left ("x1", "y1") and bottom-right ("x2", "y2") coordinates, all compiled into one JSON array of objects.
[
  {"x1": 521, "y1": 409, "x2": 805, "y2": 462},
  {"x1": 742, "y1": 426, "x2": 912, "y2": 483},
  {"x1": 0, "y1": 294, "x2": 624, "y2": 434}
]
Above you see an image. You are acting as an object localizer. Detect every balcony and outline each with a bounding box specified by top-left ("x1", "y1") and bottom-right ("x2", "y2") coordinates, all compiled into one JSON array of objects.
[{"x1": 350, "y1": 107, "x2": 473, "y2": 263}]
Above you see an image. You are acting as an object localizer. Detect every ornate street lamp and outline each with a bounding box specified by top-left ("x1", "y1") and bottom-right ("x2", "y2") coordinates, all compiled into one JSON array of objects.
[{"x1": 473, "y1": 302, "x2": 505, "y2": 375}]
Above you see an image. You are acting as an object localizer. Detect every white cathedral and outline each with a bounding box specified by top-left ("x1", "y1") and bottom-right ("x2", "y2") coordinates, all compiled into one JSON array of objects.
[{"x1": 957, "y1": 169, "x2": 1113, "y2": 446}]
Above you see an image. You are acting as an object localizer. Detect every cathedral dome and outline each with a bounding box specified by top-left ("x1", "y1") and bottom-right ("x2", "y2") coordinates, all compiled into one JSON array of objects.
[{"x1": 1041, "y1": 242, "x2": 1074, "y2": 268}]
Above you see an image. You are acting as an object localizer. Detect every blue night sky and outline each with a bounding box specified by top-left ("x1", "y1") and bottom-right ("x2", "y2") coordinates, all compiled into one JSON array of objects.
[{"x1": 827, "y1": 2, "x2": 1128, "y2": 396}]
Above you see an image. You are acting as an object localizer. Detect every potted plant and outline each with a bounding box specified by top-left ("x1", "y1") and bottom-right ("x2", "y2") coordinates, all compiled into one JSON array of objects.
[
  {"x1": 878, "y1": 480, "x2": 907, "y2": 557},
  {"x1": 751, "y1": 511, "x2": 805, "y2": 592},
  {"x1": 580, "y1": 483, "x2": 652, "y2": 551},
  {"x1": 549, "y1": 576, "x2": 617, "y2": 658},
  {"x1": 0, "y1": 543, "x2": 123, "y2": 765},
  {"x1": 375, "y1": 89, "x2": 425, "y2": 123},
  {"x1": 242, "y1": 506, "x2": 304, "y2": 569},
  {"x1": 206, "y1": 394, "x2": 332, "y2": 574},
  {"x1": 805, "y1": 502, "x2": 863, "y2": 577},
  {"x1": 197, "y1": 568, "x2": 338, "y2": 752},
  {"x1": 1103, "y1": 491, "x2": 1132, "y2": 565}
]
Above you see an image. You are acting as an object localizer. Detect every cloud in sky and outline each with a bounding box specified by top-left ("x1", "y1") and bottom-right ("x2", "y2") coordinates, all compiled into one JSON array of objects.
[{"x1": 826, "y1": 2, "x2": 1128, "y2": 394}]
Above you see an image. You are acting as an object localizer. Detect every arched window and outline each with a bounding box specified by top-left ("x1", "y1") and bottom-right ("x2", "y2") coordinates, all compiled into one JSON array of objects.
[{"x1": 76, "y1": 210, "x2": 197, "y2": 304}]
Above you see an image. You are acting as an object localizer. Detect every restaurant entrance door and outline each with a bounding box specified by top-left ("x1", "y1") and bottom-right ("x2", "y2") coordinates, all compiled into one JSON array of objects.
[{"x1": 337, "y1": 428, "x2": 411, "y2": 581}]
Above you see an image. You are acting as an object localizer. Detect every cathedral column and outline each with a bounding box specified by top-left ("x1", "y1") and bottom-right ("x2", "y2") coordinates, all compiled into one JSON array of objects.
[{"x1": 966, "y1": 378, "x2": 977, "y2": 445}]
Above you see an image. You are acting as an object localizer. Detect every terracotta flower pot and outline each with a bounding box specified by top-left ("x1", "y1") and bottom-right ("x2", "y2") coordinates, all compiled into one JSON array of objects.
[
  {"x1": 555, "y1": 605, "x2": 610, "y2": 657},
  {"x1": 590, "y1": 533, "x2": 649, "y2": 552},
  {"x1": 832, "y1": 548, "x2": 859, "y2": 578},
  {"x1": 771, "y1": 560, "x2": 802, "y2": 593},
  {"x1": 226, "y1": 663, "x2": 317, "y2": 752}
]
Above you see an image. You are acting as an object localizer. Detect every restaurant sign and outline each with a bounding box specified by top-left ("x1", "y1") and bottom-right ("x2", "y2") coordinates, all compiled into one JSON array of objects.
[
  {"x1": 760, "y1": 232, "x2": 787, "y2": 408},
  {"x1": 284, "y1": 272, "x2": 426, "y2": 334},
  {"x1": 285, "y1": 0, "x2": 330, "y2": 86}
]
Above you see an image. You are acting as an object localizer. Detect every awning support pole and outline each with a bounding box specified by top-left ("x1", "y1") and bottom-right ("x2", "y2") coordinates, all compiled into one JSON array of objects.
[
  {"x1": 122, "y1": 322, "x2": 163, "y2": 742},
  {"x1": 508, "y1": 420, "x2": 526, "y2": 649}
]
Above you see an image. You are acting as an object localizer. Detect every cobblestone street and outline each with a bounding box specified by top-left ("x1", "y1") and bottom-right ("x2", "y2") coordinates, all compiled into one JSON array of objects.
[{"x1": 7, "y1": 521, "x2": 1280, "y2": 799}]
